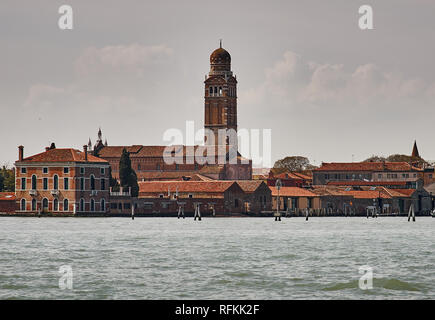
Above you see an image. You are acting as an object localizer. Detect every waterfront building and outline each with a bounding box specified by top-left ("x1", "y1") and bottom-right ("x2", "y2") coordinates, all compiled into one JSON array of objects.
[
  {"x1": 313, "y1": 162, "x2": 423, "y2": 186},
  {"x1": 269, "y1": 186, "x2": 321, "y2": 212},
  {"x1": 0, "y1": 192, "x2": 17, "y2": 214},
  {"x1": 137, "y1": 180, "x2": 246, "y2": 215},
  {"x1": 14, "y1": 145, "x2": 110, "y2": 215}
]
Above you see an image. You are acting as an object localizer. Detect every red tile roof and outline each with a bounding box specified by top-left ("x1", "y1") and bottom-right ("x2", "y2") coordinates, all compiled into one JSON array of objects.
[
  {"x1": 314, "y1": 162, "x2": 421, "y2": 172},
  {"x1": 327, "y1": 180, "x2": 408, "y2": 186},
  {"x1": 139, "y1": 181, "x2": 236, "y2": 194},
  {"x1": 235, "y1": 180, "x2": 265, "y2": 193},
  {"x1": 269, "y1": 186, "x2": 318, "y2": 197},
  {"x1": 340, "y1": 190, "x2": 392, "y2": 199},
  {"x1": 18, "y1": 148, "x2": 108, "y2": 163},
  {"x1": 0, "y1": 192, "x2": 16, "y2": 201}
]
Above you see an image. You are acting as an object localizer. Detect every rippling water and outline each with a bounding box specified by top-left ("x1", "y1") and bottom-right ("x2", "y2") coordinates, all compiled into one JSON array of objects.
[{"x1": 0, "y1": 217, "x2": 434, "y2": 299}]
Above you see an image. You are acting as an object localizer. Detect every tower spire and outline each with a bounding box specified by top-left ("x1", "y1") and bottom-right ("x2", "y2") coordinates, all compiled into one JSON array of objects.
[{"x1": 411, "y1": 140, "x2": 420, "y2": 158}]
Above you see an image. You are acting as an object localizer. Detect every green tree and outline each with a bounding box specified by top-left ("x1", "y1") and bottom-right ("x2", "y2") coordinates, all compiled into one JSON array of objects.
[
  {"x1": 272, "y1": 156, "x2": 315, "y2": 174},
  {"x1": 364, "y1": 155, "x2": 387, "y2": 162},
  {"x1": 0, "y1": 165, "x2": 15, "y2": 192},
  {"x1": 386, "y1": 154, "x2": 428, "y2": 167},
  {"x1": 119, "y1": 148, "x2": 139, "y2": 197}
]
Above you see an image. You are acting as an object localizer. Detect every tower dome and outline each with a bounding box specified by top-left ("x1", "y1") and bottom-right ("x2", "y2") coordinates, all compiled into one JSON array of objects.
[{"x1": 209, "y1": 41, "x2": 232, "y2": 76}]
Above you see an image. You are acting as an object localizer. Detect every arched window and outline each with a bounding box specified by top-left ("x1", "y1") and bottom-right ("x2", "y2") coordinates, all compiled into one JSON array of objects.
[
  {"x1": 53, "y1": 199, "x2": 58, "y2": 211},
  {"x1": 90, "y1": 199, "x2": 95, "y2": 212},
  {"x1": 20, "y1": 199, "x2": 26, "y2": 211},
  {"x1": 214, "y1": 86, "x2": 217, "y2": 94},
  {"x1": 209, "y1": 87, "x2": 213, "y2": 96},
  {"x1": 42, "y1": 198, "x2": 48, "y2": 210},
  {"x1": 101, "y1": 199, "x2": 106, "y2": 212},
  {"x1": 90, "y1": 175, "x2": 95, "y2": 190},
  {"x1": 80, "y1": 198, "x2": 85, "y2": 212},
  {"x1": 32, "y1": 198, "x2": 37, "y2": 211},
  {"x1": 219, "y1": 87, "x2": 222, "y2": 96},
  {"x1": 53, "y1": 175, "x2": 59, "y2": 190},
  {"x1": 31, "y1": 175, "x2": 37, "y2": 190},
  {"x1": 63, "y1": 199, "x2": 69, "y2": 212},
  {"x1": 101, "y1": 178, "x2": 105, "y2": 191},
  {"x1": 80, "y1": 177, "x2": 85, "y2": 190}
]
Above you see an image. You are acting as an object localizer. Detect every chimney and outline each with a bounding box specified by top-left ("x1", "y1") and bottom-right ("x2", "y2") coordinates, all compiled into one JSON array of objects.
[
  {"x1": 18, "y1": 146, "x2": 24, "y2": 161},
  {"x1": 83, "y1": 145, "x2": 88, "y2": 161}
]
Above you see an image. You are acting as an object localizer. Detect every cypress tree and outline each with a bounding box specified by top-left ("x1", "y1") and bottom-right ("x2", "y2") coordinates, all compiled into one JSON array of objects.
[{"x1": 119, "y1": 148, "x2": 139, "y2": 197}]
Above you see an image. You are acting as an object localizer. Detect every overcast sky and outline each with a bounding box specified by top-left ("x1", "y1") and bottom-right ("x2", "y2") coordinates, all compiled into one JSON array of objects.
[{"x1": 1, "y1": 0, "x2": 435, "y2": 167}]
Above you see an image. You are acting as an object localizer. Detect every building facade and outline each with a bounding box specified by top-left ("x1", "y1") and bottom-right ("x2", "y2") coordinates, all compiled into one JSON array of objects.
[{"x1": 15, "y1": 145, "x2": 110, "y2": 215}]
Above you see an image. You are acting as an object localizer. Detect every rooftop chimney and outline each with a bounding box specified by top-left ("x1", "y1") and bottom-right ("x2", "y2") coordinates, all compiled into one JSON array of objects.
[
  {"x1": 83, "y1": 145, "x2": 88, "y2": 161},
  {"x1": 18, "y1": 146, "x2": 24, "y2": 161}
]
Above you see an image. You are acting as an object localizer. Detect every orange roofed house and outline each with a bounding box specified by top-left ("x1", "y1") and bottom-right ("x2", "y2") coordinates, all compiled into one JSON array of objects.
[{"x1": 14, "y1": 145, "x2": 110, "y2": 215}]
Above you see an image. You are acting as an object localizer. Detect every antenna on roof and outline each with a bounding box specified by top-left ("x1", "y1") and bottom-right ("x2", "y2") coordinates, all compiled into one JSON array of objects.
[{"x1": 220, "y1": 39, "x2": 222, "y2": 48}]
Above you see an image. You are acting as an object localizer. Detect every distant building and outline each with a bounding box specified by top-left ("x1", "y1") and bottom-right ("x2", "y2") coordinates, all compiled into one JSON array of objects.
[
  {"x1": 313, "y1": 162, "x2": 423, "y2": 185},
  {"x1": 0, "y1": 192, "x2": 17, "y2": 214},
  {"x1": 14, "y1": 145, "x2": 110, "y2": 215}
]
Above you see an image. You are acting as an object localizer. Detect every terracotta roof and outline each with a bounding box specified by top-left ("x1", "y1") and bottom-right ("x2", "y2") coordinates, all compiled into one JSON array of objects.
[
  {"x1": 269, "y1": 186, "x2": 318, "y2": 197},
  {"x1": 393, "y1": 189, "x2": 417, "y2": 196},
  {"x1": 340, "y1": 190, "x2": 392, "y2": 199},
  {"x1": 236, "y1": 180, "x2": 264, "y2": 193},
  {"x1": 314, "y1": 162, "x2": 421, "y2": 172},
  {"x1": 138, "y1": 171, "x2": 217, "y2": 181},
  {"x1": 327, "y1": 180, "x2": 408, "y2": 186},
  {"x1": 0, "y1": 192, "x2": 16, "y2": 201},
  {"x1": 139, "y1": 181, "x2": 236, "y2": 194},
  {"x1": 311, "y1": 186, "x2": 351, "y2": 197},
  {"x1": 18, "y1": 148, "x2": 107, "y2": 163}
]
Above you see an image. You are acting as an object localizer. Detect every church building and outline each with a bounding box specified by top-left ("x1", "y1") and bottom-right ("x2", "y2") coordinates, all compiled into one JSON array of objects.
[{"x1": 89, "y1": 44, "x2": 252, "y2": 181}]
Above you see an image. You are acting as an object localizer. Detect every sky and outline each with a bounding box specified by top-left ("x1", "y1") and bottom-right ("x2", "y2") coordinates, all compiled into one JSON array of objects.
[{"x1": 1, "y1": 0, "x2": 435, "y2": 167}]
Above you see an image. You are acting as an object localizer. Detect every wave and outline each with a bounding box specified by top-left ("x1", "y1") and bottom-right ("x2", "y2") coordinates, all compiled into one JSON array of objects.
[{"x1": 322, "y1": 278, "x2": 423, "y2": 292}]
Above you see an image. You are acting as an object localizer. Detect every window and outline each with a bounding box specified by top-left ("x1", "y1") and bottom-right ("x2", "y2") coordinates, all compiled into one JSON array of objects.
[
  {"x1": 101, "y1": 199, "x2": 106, "y2": 212},
  {"x1": 124, "y1": 203, "x2": 131, "y2": 210},
  {"x1": 21, "y1": 167, "x2": 27, "y2": 174},
  {"x1": 214, "y1": 86, "x2": 217, "y2": 94},
  {"x1": 32, "y1": 199, "x2": 37, "y2": 211},
  {"x1": 137, "y1": 164, "x2": 141, "y2": 171},
  {"x1": 90, "y1": 175, "x2": 95, "y2": 190},
  {"x1": 219, "y1": 87, "x2": 222, "y2": 96},
  {"x1": 101, "y1": 178, "x2": 106, "y2": 191},
  {"x1": 64, "y1": 178, "x2": 69, "y2": 190},
  {"x1": 235, "y1": 198, "x2": 239, "y2": 208},
  {"x1": 43, "y1": 178, "x2": 48, "y2": 190},
  {"x1": 118, "y1": 203, "x2": 122, "y2": 210},
  {"x1": 100, "y1": 167, "x2": 105, "y2": 175},
  {"x1": 90, "y1": 199, "x2": 95, "y2": 212},
  {"x1": 80, "y1": 178, "x2": 85, "y2": 191},
  {"x1": 159, "y1": 194, "x2": 164, "y2": 198},
  {"x1": 80, "y1": 199, "x2": 85, "y2": 212},
  {"x1": 63, "y1": 199, "x2": 69, "y2": 211},
  {"x1": 188, "y1": 194, "x2": 193, "y2": 199},
  {"x1": 64, "y1": 167, "x2": 69, "y2": 174},
  {"x1": 111, "y1": 203, "x2": 117, "y2": 209},
  {"x1": 80, "y1": 167, "x2": 85, "y2": 175},
  {"x1": 54, "y1": 199, "x2": 59, "y2": 211},
  {"x1": 43, "y1": 167, "x2": 48, "y2": 174},
  {"x1": 21, "y1": 178, "x2": 26, "y2": 190},
  {"x1": 42, "y1": 198, "x2": 48, "y2": 210},
  {"x1": 31, "y1": 175, "x2": 37, "y2": 190},
  {"x1": 53, "y1": 175, "x2": 59, "y2": 190},
  {"x1": 20, "y1": 199, "x2": 26, "y2": 211}
]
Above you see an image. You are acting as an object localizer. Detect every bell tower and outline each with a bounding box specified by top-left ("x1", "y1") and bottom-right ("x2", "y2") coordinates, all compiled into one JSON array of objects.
[{"x1": 204, "y1": 41, "x2": 238, "y2": 148}]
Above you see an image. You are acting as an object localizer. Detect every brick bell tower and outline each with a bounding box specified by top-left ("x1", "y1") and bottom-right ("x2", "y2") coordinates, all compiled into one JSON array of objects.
[{"x1": 204, "y1": 41, "x2": 238, "y2": 148}]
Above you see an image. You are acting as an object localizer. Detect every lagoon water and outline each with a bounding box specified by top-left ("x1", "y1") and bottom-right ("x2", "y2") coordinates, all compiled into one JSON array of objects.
[{"x1": 0, "y1": 217, "x2": 434, "y2": 299}]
